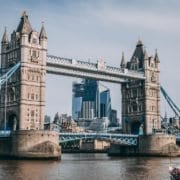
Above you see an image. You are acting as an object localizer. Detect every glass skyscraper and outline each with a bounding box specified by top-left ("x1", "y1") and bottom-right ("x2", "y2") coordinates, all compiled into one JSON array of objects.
[
  {"x1": 72, "y1": 79, "x2": 99, "y2": 120},
  {"x1": 82, "y1": 79, "x2": 99, "y2": 119},
  {"x1": 72, "y1": 82, "x2": 84, "y2": 120},
  {"x1": 100, "y1": 89, "x2": 112, "y2": 121},
  {"x1": 72, "y1": 79, "x2": 115, "y2": 124}
]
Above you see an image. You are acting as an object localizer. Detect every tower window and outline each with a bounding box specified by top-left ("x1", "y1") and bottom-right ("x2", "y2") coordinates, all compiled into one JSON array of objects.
[
  {"x1": 32, "y1": 50, "x2": 36, "y2": 58},
  {"x1": 32, "y1": 38, "x2": 37, "y2": 44},
  {"x1": 31, "y1": 94, "x2": 34, "y2": 100},
  {"x1": 31, "y1": 110, "x2": 34, "y2": 117}
]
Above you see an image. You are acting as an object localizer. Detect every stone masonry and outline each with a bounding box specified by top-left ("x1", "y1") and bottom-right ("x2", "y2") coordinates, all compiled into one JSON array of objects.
[
  {"x1": 121, "y1": 40, "x2": 160, "y2": 135},
  {"x1": 0, "y1": 11, "x2": 47, "y2": 131}
]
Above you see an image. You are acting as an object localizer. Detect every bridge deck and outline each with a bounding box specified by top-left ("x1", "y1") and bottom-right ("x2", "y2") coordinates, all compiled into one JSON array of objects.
[{"x1": 59, "y1": 132, "x2": 139, "y2": 146}]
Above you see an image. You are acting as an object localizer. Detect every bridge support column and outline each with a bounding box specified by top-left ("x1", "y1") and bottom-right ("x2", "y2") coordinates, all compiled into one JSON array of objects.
[
  {"x1": 10, "y1": 130, "x2": 61, "y2": 159},
  {"x1": 108, "y1": 134, "x2": 180, "y2": 157},
  {"x1": 0, "y1": 130, "x2": 61, "y2": 159},
  {"x1": 138, "y1": 134, "x2": 180, "y2": 156}
]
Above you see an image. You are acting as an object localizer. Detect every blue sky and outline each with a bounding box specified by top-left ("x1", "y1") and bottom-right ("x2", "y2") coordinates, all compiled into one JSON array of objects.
[{"x1": 1, "y1": 0, "x2": 180, "y2": 119}]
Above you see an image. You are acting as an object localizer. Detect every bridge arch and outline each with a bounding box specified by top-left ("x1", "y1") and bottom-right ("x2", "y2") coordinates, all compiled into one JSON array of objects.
[
  {"x1": 131, "y1": 121, "x2": 142, "y2": 135},
  {"x1": 6, "y1": 111, "x2": 18, "y2": 130}
]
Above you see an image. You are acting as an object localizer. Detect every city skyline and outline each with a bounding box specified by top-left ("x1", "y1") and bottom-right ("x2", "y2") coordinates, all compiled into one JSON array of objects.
[{"x1": 0, "y1": 0, "x2": 180, "y2": 118}]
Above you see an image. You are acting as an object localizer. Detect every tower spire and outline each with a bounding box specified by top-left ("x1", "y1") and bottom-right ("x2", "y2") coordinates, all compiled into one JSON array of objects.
[
  {"x1": 16, "y1": 11, "x2": 32, "y2": 34},
  {"x1": 120, "y1": 52, "x2": 126, "y2": 68},
  {"x1": 154, "y1": 49, "x2": 160, "y2": 63},
  {"x1": 1, "y1": 27, "x2": 8, "y2": 44},
  {"x1": 39, "y1": 22, "x2": 47, "y2": 39},
  {"x1": 136, "y1": 38, "x2": 143, "y2": 47},
  {"x1": 143, "y1": 47, "x2": 148, "y2": 60}
]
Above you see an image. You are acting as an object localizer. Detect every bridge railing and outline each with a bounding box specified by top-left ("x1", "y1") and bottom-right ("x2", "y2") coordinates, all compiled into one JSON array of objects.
[
  {"x1": 59, "y1": 132, "x2": 138, "y2": 146},
  {"x1": 0, "y1": 130, "x2": 11, "y2": 137},
  {"x1": 59, "y1": 132, "x2": 138, "y2": 137},
  {"x1": 47, "y1": 55, "x2": 72, "y2": 65}
]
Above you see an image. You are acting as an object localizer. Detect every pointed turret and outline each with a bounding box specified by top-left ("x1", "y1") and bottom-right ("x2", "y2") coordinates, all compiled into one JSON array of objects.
[
  {"x1": 143, "y1": 48, "x2": 148, "y2": 70},
  {"x1": 143, "y1": 48, "x2": 148, "y2": 60},
  {"x1": 1, "y1": 27, "x2": 8, "y2": 44},
  {"x1": 136, "y1": 38, "x2": 143, "y2": 47},
  {"x1": 120, "y1": 52, "x2": 126, "y2": 68},
  {"x1": 39, "y1": 23, "x2": 47, "y2": 40},
  {"x1": 154, "y1": 49, "x2": 160, "y2": 63},
  {"x1": 39, "y1": 22, "x2": 47, "y2": 49},
  {"x1": 16, "y1": 11, "x2": 32, "y2": 34},
  {"x1": 130, "y1": 39, "x2": 144, "y2": 68}
]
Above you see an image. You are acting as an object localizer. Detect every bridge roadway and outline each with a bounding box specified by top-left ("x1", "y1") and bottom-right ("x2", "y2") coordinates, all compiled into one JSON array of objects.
[
  {"x1": 59, "y1": 133, "x2": 180, "y2": 145},
  {"x1": 47, "y1": 55, "x2": 145, "y2": 83},
  {"x1": 59, "y1": 132, "x2": 139, "y2": 146}
]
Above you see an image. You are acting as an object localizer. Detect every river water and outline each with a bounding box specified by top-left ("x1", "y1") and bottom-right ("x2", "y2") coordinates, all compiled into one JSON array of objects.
[{"x1": 0, "y1": 153, "x2": 179, "y2": 180}]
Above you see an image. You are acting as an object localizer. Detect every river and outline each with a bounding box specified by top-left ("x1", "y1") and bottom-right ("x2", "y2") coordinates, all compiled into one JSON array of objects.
[{"x1": 0, "y1": 153, "x2": 179, "y2": 180}]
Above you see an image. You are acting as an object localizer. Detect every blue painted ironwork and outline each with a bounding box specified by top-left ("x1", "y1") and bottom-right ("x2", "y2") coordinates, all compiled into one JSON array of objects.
[
  {"x1": 0, "y1": 130, "x2": 11, "y2": 137},
  {"x1": 0, "y1": 62, "x2": 20, "y2": 86},
  {"x1": 160, "y1": 86, "x2": 180, "y2": 117},
  {"x1": 59, "y1": 132, "x2": 139, "y2": 146}
]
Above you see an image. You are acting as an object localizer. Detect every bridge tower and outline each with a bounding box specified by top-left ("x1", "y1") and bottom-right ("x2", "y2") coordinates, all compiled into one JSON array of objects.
[
  {"x1": 0, "y1": 11, "x2": 47, "y2": 131},
  {"x1": 121, "y1": 40, "x2": 160, "y2": 135},
  {"x1": 0, "y1": 12, "x2": 60, "y2": 159}
]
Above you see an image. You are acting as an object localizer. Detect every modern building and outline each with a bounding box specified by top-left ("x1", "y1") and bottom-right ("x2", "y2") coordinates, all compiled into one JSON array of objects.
[
  {"x1": 110, "y1": 109, "x2": 118, "y2": 127},
  {"x1": 72, "y1": 79, "x2": 99, "y2": 120},
  {"x1": 100, "y1": 89, "x2": 112, "y2": 121},
  {"x1": 82, "y1": 79, "x2": 99, "y2": 119},
  {"x1": 72, "y1": 79, "x2": 119, "y2": 131},
  {"x1": 72, "y1": 82, "x2": 84, "y2": 119}
]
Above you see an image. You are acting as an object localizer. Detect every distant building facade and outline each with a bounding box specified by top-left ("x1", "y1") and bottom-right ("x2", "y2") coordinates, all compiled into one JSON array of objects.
[
  {"x1": 100, "y1": 89, "x2": 112, "y2": 121},
  {"x1": 72, "y1": 82, "x2": 84, "y2": 119},
  {"x1": 110, "y1": 109, "x2": 118, "y2": 126},
  {"x1": 72, "y1": 79, "x2": 99, "y2": 120},
  {"x1": 72, "y1": 79, "x2": 119, "y2": 128},
  {"x1": 44, "y1": 113, "x2": 84, "y2": 132}
]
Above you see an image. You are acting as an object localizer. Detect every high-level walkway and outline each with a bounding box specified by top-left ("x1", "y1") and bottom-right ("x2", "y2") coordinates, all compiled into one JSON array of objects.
[{"x1": 47, "y1": 55, "x2": 145, "y2": 83}]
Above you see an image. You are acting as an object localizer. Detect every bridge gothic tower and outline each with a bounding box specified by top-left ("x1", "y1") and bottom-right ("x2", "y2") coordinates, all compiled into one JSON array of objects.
[
  {"x1": 0, "y1": 11, "x2": 47, "y2": 131},
  {"x1": 121, "y1": 40, "x2": 160, "y2": 135}
]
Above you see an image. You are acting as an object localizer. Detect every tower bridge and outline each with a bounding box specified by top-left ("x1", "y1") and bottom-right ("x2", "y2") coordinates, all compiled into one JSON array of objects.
[{"x1": 0, "y1": 12, "x2": 179, "y2": 159}]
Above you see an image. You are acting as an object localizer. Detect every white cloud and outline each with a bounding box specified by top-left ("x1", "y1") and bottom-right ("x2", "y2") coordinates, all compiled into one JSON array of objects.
[{"x1": 88, "y1": 7, "x2": 180, "y2": 33}]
